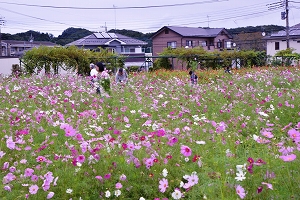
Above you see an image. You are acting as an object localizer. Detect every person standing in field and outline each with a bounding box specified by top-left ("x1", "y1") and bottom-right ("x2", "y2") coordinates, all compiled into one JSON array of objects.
[
  {"x1": 115, "y1": 67, "x2": 128, "y2": 84},
  {"x1": 189, "y1": 70, "x2": 198, "y2": 86}
]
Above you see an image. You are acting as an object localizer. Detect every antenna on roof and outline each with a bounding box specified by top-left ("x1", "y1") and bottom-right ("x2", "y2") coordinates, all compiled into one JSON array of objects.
[
  {"x1": 113, "y1": 5, "x2": 116, "y2": 33},
  {"x1": 99, "y1": 23, "x2": 107, "y2": 33},
  {"x1": 207, "y1": 15, "x2": 210, "y2": 28}
]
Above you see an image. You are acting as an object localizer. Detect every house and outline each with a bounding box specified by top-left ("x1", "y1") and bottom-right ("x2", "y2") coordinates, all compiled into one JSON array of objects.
[
  {"x1": 151, "y1": 26, "x2": 233, "y2": 69},
  {"x1": 264, "y1": 23, "x2": 300, "y2": 56},
  {"x1": 65, "y1": 32, "x2": 148, "y2": 67},
  {"x1": 0, "y1": 40, "x2": 57, "y2": 57}
]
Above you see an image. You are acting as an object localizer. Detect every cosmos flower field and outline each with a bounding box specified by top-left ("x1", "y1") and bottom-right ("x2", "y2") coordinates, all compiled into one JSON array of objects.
[{"x1": 1, "y1": 67, "x2": 300, "y2": 200}]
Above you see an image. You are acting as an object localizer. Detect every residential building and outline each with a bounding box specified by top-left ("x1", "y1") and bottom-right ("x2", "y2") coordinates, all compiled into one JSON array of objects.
[
  {"x1": 264, "y1": 23, "x2": 300, "y2": 56},
  {"x1": 151, "y1": 26, "x2": 233, "y2": 69},
  {"x1": 65, "y1": 32, "x2": 148, "y2": 67},
  {"x1": 0, "y1": 40, "x2": 57, "y2": 57}
]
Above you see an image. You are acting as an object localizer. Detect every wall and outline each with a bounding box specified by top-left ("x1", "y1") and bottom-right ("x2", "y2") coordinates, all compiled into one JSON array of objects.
[
  {"x1": 0, "y1": 57, "x2": 76, "y2": 76},
  {"x1": 267, "y1": 39, "x2": 300, "y2": 56},
  {"x1": 0, "y1": 57, "x2": 21, "y2": 75}
]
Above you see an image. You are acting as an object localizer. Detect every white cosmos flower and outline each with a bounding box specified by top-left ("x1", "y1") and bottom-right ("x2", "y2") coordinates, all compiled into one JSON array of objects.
[
  {"x1": 114, "y1": 190, "x2": 121, "y2": 197},
  {"x1": 66, "y1": 188, "x2": 73, "y2": 194},
  {"x1": 180, "y1": 181, "x2": 184, "y2": 187},
  {"x1": 236, "y1": 163, "x2": 246, "y2": 172},
  {"x1": 253, "y1": 134, "x2": 259, "y2": 141},
  {"x1": 162, "y1": 168, "x2": 168, "y2": 177},
  {"x1": 258, "y1": 112, "x2": 269, "y2": 117},
  {"x1": 130, "y1": 110, "x2": 136, "y2": 114},
  {"x1": 195, "y1": 141, "x2": 206, "y2": 145},
  {"x1": 105, "y1": 190, "x2": 111, "y2": 198},
  {"x1": 152, "y1": 123, "x2": 159, "y2": 131},
  {"x1": 158, "y1": 94, "x2": 163, "y2": 98},
  {"x1": 235, "y1": 171, "x2": 246, "y2": 181},
  {"x1": 172, "y1": 189, "x2": 182, "y2": 199}
]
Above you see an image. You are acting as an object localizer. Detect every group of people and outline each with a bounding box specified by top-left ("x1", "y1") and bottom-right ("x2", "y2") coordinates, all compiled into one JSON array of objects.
[
  {"x1": 90, "y1": 62, "x2": 129, "y2": 95},
  {"x1": 90, "y1": 62, "x2": 233, "y2": 94}
]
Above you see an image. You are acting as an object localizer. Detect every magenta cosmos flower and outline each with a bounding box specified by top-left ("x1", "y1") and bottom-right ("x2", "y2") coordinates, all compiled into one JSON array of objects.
[{"x1": 180, "y1": 145, "x2": 192, "y2": 157}]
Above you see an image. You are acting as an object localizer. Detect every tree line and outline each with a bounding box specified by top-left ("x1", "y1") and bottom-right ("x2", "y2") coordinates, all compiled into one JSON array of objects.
[{"x1": 2, "y1": 25, "x2": 285, "y2": 47}]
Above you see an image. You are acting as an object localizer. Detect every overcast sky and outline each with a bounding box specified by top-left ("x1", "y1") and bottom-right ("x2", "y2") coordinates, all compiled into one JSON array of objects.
[{"x1": 0, "y1": 0, "x2": 299, "y2": 37}]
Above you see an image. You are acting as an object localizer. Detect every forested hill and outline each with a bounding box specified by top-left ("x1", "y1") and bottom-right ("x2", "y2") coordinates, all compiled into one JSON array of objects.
[
  {"x1": 226, "y1": 25, "x2": 285, "y2": 35},
  {"x1": 1, "y1": 25, "x2": 285, "y2": 46}
]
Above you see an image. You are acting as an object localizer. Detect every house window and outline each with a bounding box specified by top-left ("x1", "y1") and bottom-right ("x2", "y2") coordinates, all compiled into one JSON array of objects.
[
  {"x1": 226, "y1": 41, "x2": 231, "y2": 48},
  {"x1": 186, "y1": 40, "x2": 193, "y2": 47},
  {"x1": 111, "y1": 48, "x2": 115, "y2": 53},
  {"x1": 200, "y1": 41, "x2": 207, "y2": 47},
  {"x1": 165, "y1": 29, "x2": 169, "y2": 34},
  {"x1": 217, "y1": 41, "x2": 222, "y2": 48},
  {"x1": 275, "y1": 42, "x2": 279, "y2": 50},
  {"x1": 167, "y1": 41, "x2": 177, "y2": 48}
]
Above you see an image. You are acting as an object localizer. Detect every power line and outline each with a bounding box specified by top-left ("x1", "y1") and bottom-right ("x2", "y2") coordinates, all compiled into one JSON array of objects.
[
  {"x1": 0, "y1": 0, "x2": 290, "y2": 35},
  {"x1": 0, "y1": 0, "x2": 228, "y2": 10}
]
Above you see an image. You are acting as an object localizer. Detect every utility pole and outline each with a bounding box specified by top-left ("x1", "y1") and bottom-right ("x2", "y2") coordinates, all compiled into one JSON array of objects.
[
  {"x1": 285, "y1": 0, "x2": 290, "y2": 49},
  {"x1": 0, "y1": 18, "x2": 5, "y2": 57}
]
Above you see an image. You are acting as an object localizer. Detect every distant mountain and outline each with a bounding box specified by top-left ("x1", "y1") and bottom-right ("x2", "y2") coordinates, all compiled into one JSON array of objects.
[
  {"x1": 53, "y1": 28, "x2": 93, "y2": 46},
  {"x1": 227, "y1": 25, "x2": 285, "y2": 35}
]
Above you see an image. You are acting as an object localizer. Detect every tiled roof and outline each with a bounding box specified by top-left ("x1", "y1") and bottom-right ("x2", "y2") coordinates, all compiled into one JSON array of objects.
[
  {"x1": 269, "y1": 23, "x2": 300, "y2": 37},
  {"x1": 167, "y1": 26, "x2": 224, "y2": 37},
  {"x1": 1, "y1": 40, "x2": 57, "y2": 47},
  {"x1": 66, "y1": 32, "x2": 147, "y2": 46}
]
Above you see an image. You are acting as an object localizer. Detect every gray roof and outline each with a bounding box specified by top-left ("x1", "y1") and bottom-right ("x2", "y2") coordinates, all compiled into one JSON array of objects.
[
  {"x1": 152, "y1": 26, "x2": 232, "y2": 38},
  {"x1": 1, "y1": 40, "x2": 57, "y2": 47},
  {"x1": 265, "y1": 23, "x2": 300, "y2": 39},
  {"x1": 66, "y1": 32, "x2": 147, "y2": 46},
  {"x1": 167, "y1": 26, "x2": 224, "y2": 37}
]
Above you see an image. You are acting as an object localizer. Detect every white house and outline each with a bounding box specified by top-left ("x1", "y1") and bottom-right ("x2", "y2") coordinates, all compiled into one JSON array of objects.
[
  {"x1": 264, "y1": 23, "x2": 300, "y2": 56},
  {"x1": 66, "y1": 32, "x2": 149, "y2": 67}
]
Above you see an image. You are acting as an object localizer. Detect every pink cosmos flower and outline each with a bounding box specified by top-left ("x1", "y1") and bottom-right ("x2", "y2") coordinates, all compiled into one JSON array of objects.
[
  {"x1": 236, "y1": 185, "x2": 246, "y2": 199},
  {"x1": 47, "y1": 192, "x2": 54, "y2": 199},
  {"x1": 95, "y1": 176, "x2": 103, "y2": 181},
  {"x1": 4, "y1": 185, "x2": 11, "y2": 191},
  {"x1": 24, "y1": 168, "x2": 34, "y2": 177},
  {"x1": 36, "y1": 156, "x2": 47, "y2": 163},
  {"x1": 180, "y1": 145, "x2": 192, "y2": 157},
  {"x1": 2, "y1": 162, "x2": 9, "y2": 170},
  {"x1": 115, "y1": 182, "x2": 122, "y2": 189},
  {"x1": 77, "y1": 155, "x2": 85, "y2": 163},
  {"x1": 262, "y1": 182, "x2": 273, "y2": 190},
  {"x1": 75, "y1": 134, "x2": 83, "y2": 141},
  {"x1": 6, "y1": 136, "x2": 16, "y2": 150},
  {"x1": 287, "y1": 129, "x2": 300, "y2": 143},
  {"x1": 64, "y1": 125, "x2": 76, "y2": 137},
  {"x1": 159, "y1": 178, "x2": 168, "y2": 193},
  {"x1": 187, "y1": 173, "x2": 199, "y2": 186},
  {"x1": 31, "y1": 175, "x2": 39, "y2": 182},
  {"x1": 29, "y1": 185, "x2": 39, "y2": 194},
  {"x1": 104, "y1": 173, "x2": 111, "y2": 179},
  {"x1": 156, "y1": 129, "x2": 165, "y2": 137},
  {"x1": 279, "y1": 154, "x2": 296, "y2": 162},
  {"x1": 3, "y1": 172, "x2": 16, "y2": 184},
  {"x1": 120, "y1": 174, "x2": 127, "y2": 181},
  {"x1": 254, "y1": 159, "x2": 266, "y2": 166}
]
